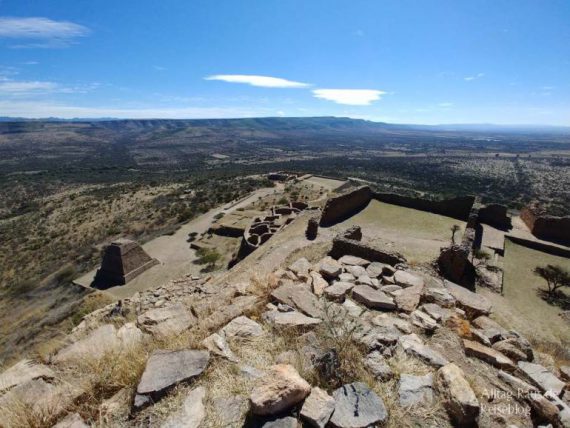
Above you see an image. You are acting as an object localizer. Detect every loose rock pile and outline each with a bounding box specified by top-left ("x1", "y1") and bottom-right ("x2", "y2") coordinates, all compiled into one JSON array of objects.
[{"x1": 1, "y1": 232, "x2": 569, "y2": 427}]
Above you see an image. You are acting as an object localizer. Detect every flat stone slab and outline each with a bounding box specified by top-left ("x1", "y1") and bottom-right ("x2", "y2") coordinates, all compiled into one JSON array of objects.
[
  {"x1": 263, "y1": 310, "x2": 321, "y2": 327},
  {"x1": 289, "y1": 257, "x2": 311, "y2": 277},
  {"x1": 366, "y1": 262, "x2": 389, "y2": 278},
  {"x1": 410, "y1": 310, "x2": 438, "y2": 332},
  {"x1": 394, "y1": 271, "x2": 424, "y2": 288},
  {"x1": 202, "y1": 333, "x2": 238, "y2": 362},
  {"x1": 221, "y1": 316, "x2": 264, "y2": 339},
  {"x1": 517, "y1": 361, "x2": 566, "y2": 396},
  {"x1": 472, "y1": 316, "x2": 509, "y2": 343},
  {"x1": 135, "y1": 349, "x2": 209, "y2": 409},
  {"x1": 339, "y1": 255, "x2": 370, "y2": 267},
  {"x1": 345, "y1": 265, "x2": 367, "y2": 278},
  {"x1": 160, "y1": 386, "x2": 206, "y2": 428},
  {"x1": 399, "y1": 373, "x2": 434, "y2": 407},
  {"x1": 463, "y1": 339, "x2": 515, "y2": 371},
  {"x1": 271, "y1": 283, "x2": 323, "y2": 318},
  {"x1": 423, "y1": 287, "x2": 456, "y2": 308},
  {"x1": 399, "y1": 334, "x2": 449, "y2": 367},
  {"x1": 364, "y1": 351, "x2": 394, "y2": 380},
  {"x1": 352, "y1": 285, "x2": 396, "y2": 310},
  {"x1": 318, "y1": 257, "x2": 343, "y2": 280},
  {"x1": 211, "y1": 395, "x2": 247, "y2": 426},
  {"x1": 444, "y1": 280, "x2": 491, "y2": 319},
  {"x1": 324, "y1": 281, "x2": 355, "y2": 302},
  {"x1": 0, "y1": 359, "x2": 55, "y2": 394},
  {"x1": 394, "y1": 284, "x2": 423, "y2": 313},
  {"x1": 137, "y1": 303, "x2": 196, "y2": 338},
  {"x1": 329, "y1": 382, "x2": 388, "y2": 428}
]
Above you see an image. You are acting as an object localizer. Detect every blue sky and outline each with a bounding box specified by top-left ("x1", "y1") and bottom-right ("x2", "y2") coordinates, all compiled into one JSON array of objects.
[{"x1": 0, "y1": 0, "x2": 569, "y2": 124}]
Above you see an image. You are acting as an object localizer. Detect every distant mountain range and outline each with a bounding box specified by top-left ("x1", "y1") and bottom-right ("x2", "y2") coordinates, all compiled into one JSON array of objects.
[{"x1": 0, "y1": 116, "x2": 569, "y2": 134}]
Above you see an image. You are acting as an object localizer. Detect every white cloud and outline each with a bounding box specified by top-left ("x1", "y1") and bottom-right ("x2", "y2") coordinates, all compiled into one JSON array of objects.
[
  {"x1": 464, "y1": 73, "x2": 485, "y2": 81},
  {"x1": 0, "y1": 17, "x2": 89, "y2": 47},
  {"x1": 312, "y1": 89, "x2": 385, "y2": 105},
  {"x1": 205, "y1": 74, "x2": 310, "y2": 88}
]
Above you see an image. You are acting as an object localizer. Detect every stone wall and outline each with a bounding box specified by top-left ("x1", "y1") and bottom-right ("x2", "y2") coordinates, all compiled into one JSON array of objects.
[
  {"x1": 478, "y1": 204, "x2": 511, "y2": 230},
  {"x1": 319, "y1": 186, "x2": 373, "y2": 226},
  {"x1": 521, "y1": 205, "x2": 570, "y2": 245},
  {"x1": 330, "y1": 236, "x2": 406, "y2": 266},
  {"x1": 505, "y1": 236, "x2": 570, "y2": 258},
  {"x1": 373, "y1": 193, "x2": 475, "y2": 221}
]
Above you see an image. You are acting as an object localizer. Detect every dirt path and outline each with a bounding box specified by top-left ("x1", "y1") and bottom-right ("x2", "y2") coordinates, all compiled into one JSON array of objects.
[{"x1": 75, "y1": 185, "x2": 281, "y2": 299}]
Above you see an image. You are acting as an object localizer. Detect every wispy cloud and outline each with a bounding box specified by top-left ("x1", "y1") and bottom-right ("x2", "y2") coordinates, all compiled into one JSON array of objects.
[
  {"x1": 312, "y1": 89, "x2": 385, "y2": 105},
  {"x1": 464, "y1": 73, "x2": 485, "y2": 81},
  {"x1": 205, "y1": 74, "x2": 310, "y2": 88},
  {"x1": 0, "y1": 78, "x2": 99, "y2": 96},
  {"x1": 0, "y1": 17, "x2": 89, "y2": 48}
]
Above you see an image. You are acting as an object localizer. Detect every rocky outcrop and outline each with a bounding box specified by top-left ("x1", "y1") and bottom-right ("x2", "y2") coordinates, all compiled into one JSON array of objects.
[{"x1": 320, "y1": 186, "x2": 372, "y2": 226}]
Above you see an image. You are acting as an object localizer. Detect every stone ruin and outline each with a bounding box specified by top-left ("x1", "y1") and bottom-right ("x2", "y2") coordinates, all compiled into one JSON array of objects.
[
  {"x1": 92, "y1": 239, "x2": 159, "y2": 288},
  {"x1": 233, "y1": 201, "x2": 308, "y2": 262}
]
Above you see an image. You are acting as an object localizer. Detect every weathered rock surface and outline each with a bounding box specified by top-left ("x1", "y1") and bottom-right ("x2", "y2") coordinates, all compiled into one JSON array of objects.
[
  {"x1": 366, "y1": 262, "x2": 388, "y2": 278},
  {"x1": 492, "y1": 339, "x2": 530, "y2": 362},
  {"x1": 394, "y1": 284, "x2": 424, "y2": 313},
  {"x1": 444, "y1": 280, "x2": 492, "y2": 319},
  {"x1": 435, "y1": 363, "x2": 480, "y2": 426},
  {"x1": 345, "y1": 265, "x2": 367, "y2": 278},
  {"x1": 160, "y1": 386, "x2": 206, "y2": 428},
  {"x1": 289, "y1": 257, "x2": 311, "y2": 278},
  {"x1": 260, "y1": 416, "x2": 299, "y2": 428},
  {"x1": 0, "y1": 359, "x2": 55, "y2": 394},
  {"x1": 318, "y1": 257, "x2": 343, "y2": 280},
  {"x1": 137, "y1": 303, "x2": 195, "y2": 338},
  {"x1": 463, "y1": 339, "x2": 516, "y2": 370},
  {"x1": 300, "y1": 387, "x2": 335, "y2": 428},
  {"x1": 422, "y1": 287, "x2": 456, "y2": 308},
  {"x1": 221, "y1": 316, "x2": 264, "y2": 339},
  {"x1": 330, "y1": 382, "x2": 388, "y2": 428},
  {"x1": 399, "y1": 373, "x2": 434, "y2": 407},
  {"x1": 202, "y1": 333, "x2": 238, "y2": 362},
  {"x1": 324, "y1": 281, "x2": 354, "y2": 302},
  {"x1": 371, "y1": 313, "x2": 412, "y2": 334},
  {"x1": 472, "y1": 316, "x2": 509, "y2": 343},
  {"x1": 364, "y1": 351, "x2": 394, "y2": 380},
  {"x1": 263, "y1": 310, "x2": 321, "y2": 327},
  {"x1": 352, "y1": 285, "x2": 396, "y2": 310},
  {"x1": 410, "y1": 310, "x2": 438, "y2": 332},
  {"x1": 518, "y1": 362, "x2": 566, "y2": 396},
  {"x1": 420, "y1": 303, "x2": 451, "y2": 322},
  {"x1": 271, "y1": 283, "x2": 323, "y2": 318},
  {"x1": 250, "y1": 364, "x2": 311, "y2": 415},
  {"x1": 339, "y1": 255, "x2": 370, "y2": 267},
  {"x1": 134, "y1": 349, "x2": 209, "y2": 409},
  {"x1": 399, "y1": 334, "x2": 449, "y2": 367},
  {"x1": 394, "y1": 271, "x2": 424, "y2": 288},
  {"x1": 498, "y1": 370, "x2": 538, "y2": 394},
  {"x1": 559, "y1": 365, "x2": 570, "y2": 382},
  {"x1": 310, "y1": 271, "x2": 329, "y2": 296}
]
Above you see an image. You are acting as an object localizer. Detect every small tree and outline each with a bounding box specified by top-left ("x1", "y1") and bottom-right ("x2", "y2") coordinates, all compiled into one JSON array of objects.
[
  {"x1": 450, "y1": 224, "x2": 461, "y2": 244},
  {"x1": 533, "y1": 264, "x2": 570, "y2": 300}
]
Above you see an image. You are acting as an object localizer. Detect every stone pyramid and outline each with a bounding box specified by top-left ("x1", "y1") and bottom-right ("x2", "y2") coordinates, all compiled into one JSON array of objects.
[{"x1": 92, "y1": 239, "x2": 158, "y2": 287}]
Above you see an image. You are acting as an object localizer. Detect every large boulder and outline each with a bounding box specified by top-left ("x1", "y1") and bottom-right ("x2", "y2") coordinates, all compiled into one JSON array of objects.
[
  {"x1": 134, "y1": 349, "x2": 209, "y2": 410},
  {"x1": 329, "y1": 382, "x2": 388, "y2": 428},
  {"x1": 300, "y1": 387, "x2": 335, "y2": 428},
  {"x1": 250, "y1": 364, "x2": 311, "y2": 415},
  {"x1": 435, "y1": 363, "x2": 480, "y2": 427},
  {"x1": 160, "y1": 386, "x2": 206, "y2": 428}
]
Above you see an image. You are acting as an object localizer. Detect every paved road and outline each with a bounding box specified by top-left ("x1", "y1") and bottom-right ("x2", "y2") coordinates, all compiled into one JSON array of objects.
[{"x1": 75, "y1": 185, "x2": 281, "y2": 299}]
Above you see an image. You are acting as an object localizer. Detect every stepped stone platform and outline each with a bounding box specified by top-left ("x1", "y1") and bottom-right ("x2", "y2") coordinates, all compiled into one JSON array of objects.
[{"x1": 92, "y1": 239, "x2": 159, "y2": 288}]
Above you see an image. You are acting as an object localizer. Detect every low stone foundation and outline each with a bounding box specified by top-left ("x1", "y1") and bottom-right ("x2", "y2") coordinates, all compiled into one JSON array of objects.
[
  {"x1": 330, "y1": 235, "x2": 406, "y2": 266},
  {"x1": 319, "y1": 186, "x2": 372, "y2": 226}
]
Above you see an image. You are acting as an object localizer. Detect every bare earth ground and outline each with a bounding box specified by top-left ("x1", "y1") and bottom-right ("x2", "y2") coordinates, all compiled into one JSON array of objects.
[
  {"x1": 332, "y1": 200, "x2": 466, "y2": 264},
  {"x1": 482, "y1": 239, "x2": 570, "y2": 345},
  {"x1": 75, "y1": 186, "x2": 280, "y2": 299}
]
